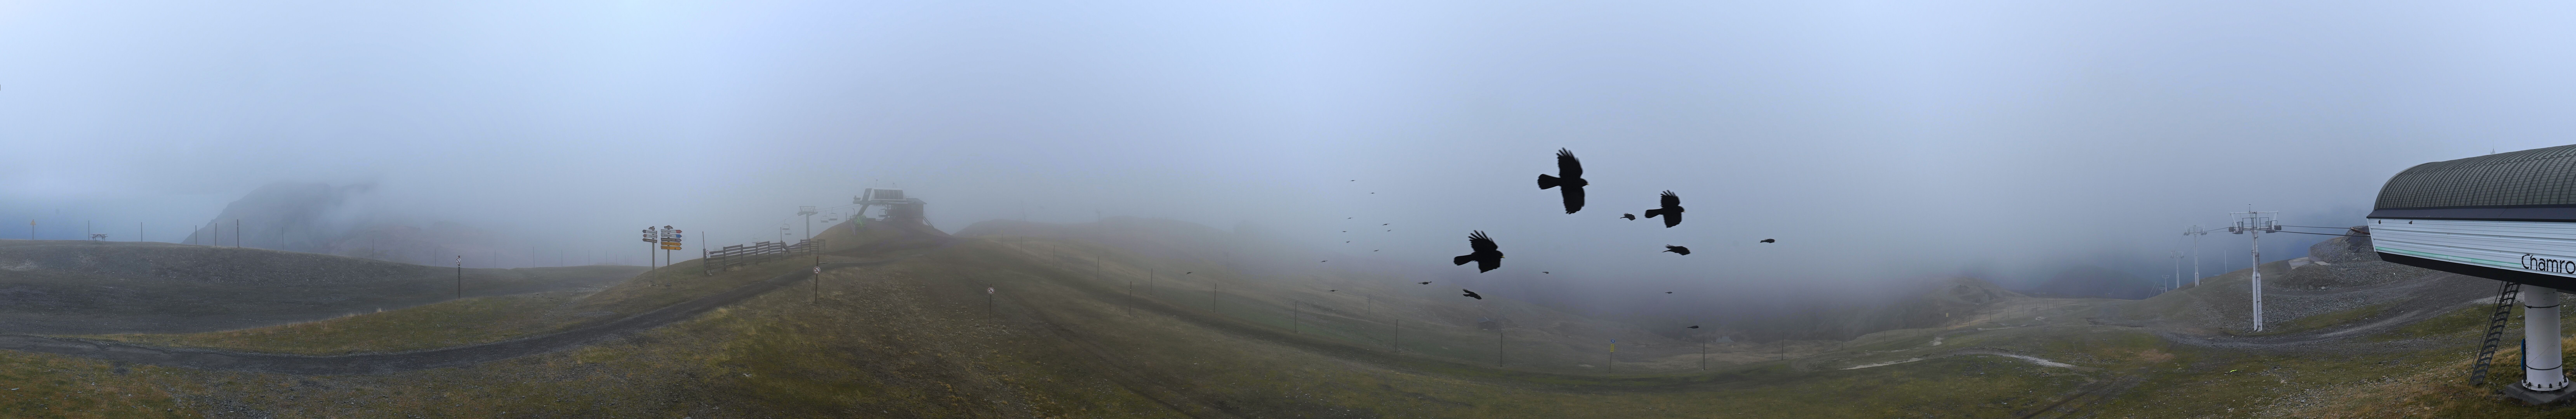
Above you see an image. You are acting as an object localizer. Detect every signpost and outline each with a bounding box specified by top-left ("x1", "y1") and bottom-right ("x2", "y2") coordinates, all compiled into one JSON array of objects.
[
  {"x1": 1608, "y1": 338, "x2": 1617, "y2": 373},
  {"x1": 660, "y1": 226, "x2": 684, "y2": 275},
  {"x1": 642, "y1": 227, "x2": 658, "y2": 269}
]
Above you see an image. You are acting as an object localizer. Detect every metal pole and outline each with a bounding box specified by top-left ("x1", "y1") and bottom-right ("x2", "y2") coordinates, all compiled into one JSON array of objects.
[
  {"x1": 2251, "y1": 229, "x2": 2263, "y2": 331},
  {"x1": 455, "y1": 255, "x2": 462, "y2": 299},
  {"x1": 2529, "y1": 288, "x2": 2568, "y2": 391}
]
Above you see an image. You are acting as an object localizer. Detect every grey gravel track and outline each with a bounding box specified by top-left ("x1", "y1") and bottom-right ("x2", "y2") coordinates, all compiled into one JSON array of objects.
[{"x1": 0, "y1": 259, "x2": 895, "y2": 375}]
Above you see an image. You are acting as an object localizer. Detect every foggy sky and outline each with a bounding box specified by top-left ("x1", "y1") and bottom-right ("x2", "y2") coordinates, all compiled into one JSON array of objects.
[{"x1": 3, "y1": 1, "x2": 2570, "y2": 303}]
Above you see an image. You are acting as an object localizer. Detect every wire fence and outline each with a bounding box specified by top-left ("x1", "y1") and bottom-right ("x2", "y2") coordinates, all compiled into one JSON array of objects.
[{"x1": 702, "y1": 239, "x2": 825, "y2": 275}]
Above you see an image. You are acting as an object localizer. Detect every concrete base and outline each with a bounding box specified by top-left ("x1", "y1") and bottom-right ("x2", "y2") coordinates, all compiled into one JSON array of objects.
[{"x1": 2501, "y1": 385, "x2": 2576, "y2": 406}]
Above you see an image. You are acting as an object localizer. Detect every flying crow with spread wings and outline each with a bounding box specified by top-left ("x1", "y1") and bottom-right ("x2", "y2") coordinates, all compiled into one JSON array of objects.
[
  {"x1": 1453, "y1": 230, "x2": 1503, "y2": 272},
  {"x1": 1662, "y1": 245, "x2": 1690, "y2": 255},
  {"x1": 1417, "y1": 281, "x2": 1432, "y2": 285},
  {"x1": 1759, "y1": 239, "x2": 1776, "y2": 243},
  {"x1": 1461, "y1": 289, "x2": 1484, "y2": 300},
  {"x1": 1620, "y1": 213, "x2": 1636, "y2": 220},
  {"x1": 1536, "y1": 149, "x2": 1588, "y2": 213},
  {"x1": 1642, "y1": 190, "x2": 1684, "y2": 228}
]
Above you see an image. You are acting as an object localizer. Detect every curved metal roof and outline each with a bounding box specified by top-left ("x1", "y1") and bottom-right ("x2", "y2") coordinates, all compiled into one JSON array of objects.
[{"x1": 2372, "y1": 144, "x2": 2576, "y2": 221}]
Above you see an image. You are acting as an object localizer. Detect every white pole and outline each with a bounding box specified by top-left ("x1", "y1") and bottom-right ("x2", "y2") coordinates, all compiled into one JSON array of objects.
[
  {"x1": 2192, "y1": 231, "x2": 2202, "y2": 287},
  {"x1": 2530, "y1": 288, "x2": 2567, "y2": 391},
  {"x1": 2250, "y1": 229, "x2": 2263, "y2": 332}
]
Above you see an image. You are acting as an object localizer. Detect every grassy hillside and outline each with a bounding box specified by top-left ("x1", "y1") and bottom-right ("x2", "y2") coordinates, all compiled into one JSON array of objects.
[
  {"x1": 10, "y1": 222, "x2": 2576, "y2": 417},
  {"x1": 0, "y1": 240, "x2": 643, "y2": 334}
]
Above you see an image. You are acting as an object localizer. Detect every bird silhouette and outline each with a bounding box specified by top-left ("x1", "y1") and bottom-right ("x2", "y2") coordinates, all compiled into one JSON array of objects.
[
  {"x1": 1417, "y1": 281, "x2": 1432, "y2": 285},
  {"x1": 1662, "y1": 245, "x2": 1691, "y2": 255},
  {"x1": 1320, "y1": 260, "x2": 1328, "y2": 262},
  {"x1": 1642, "y1": 191, "x2": 1683, "y2": 227},
  {"x1": 1461, "y1": 289, "x2": 1483, "y2": 299},
  {"x1": 1185, "y1": 272, "x2": 1193, "y2": 274},
  {"x1": 1620, "y1": 214, "x2": 1636, "y2": 220},
  {"x1": 1452, "y1": 230, "x2": 1504, "y2": 272},
  {"x1": 1329, "y1": 290, "x2": 1337, "y2": 292},
  {"x1": 1687, "y1": 325, "x2": 1700, "y2": 329},
  {"x1": 1536, "y1": 149, "x2": 1588, "y2": 213},
  {"x1": 1758, "y1": 239, "x2": 1775, "y2": 243},
  {"x1": 1542, "y1": 271, "x2": 1550, "y2": 274},
  {"x1": 1664, "y1": 292, "x2": 1674, "y2": 294},
  {"x1": 1382, "y1": 223, "x2": 1389, "y2": 226}
]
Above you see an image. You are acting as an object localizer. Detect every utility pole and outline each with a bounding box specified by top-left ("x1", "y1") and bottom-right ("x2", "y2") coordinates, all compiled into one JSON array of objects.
[
  {"x1": 2184, "y1": 225, "x2": 2209, "y2": 287},
  {"x1": 455, "y1": 255, "x2": 463, "y2": 299},
  {"x1": 2230, "y1": 209, "x2": 2279, "y2": 332}
]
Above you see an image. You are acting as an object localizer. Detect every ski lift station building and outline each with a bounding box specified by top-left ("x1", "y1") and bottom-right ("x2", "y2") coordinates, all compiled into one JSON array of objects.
[{"x1": 2370, "y1": 143, "x2": 2576, "y2": 400}]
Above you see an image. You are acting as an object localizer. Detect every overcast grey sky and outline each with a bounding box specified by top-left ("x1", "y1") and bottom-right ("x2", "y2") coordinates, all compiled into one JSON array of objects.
[{"x1": 3, "y1": 1, "x2": 2571, "y2": 296}]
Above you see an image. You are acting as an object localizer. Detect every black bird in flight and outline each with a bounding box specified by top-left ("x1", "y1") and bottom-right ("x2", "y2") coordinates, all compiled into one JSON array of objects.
[
  {"x1": 1542, "y1": 271, "x2": 1550, "y2": 274},
  {"x1": 1329, "y1": 290, "x2": 1337, "y2": 292},
  {"x1": 1620, "y1": 214, "x2": 1636, "y2": 220},
  {"x1": 1453, "y1": 230, "x2": 1504, "y2": 273},
  {"x1": 1536, "y1": 148, "x2": 1588, "y2": 214},
  {"x1": 1664, "y1": 292, "x2": 1674, "y2": 294},
  {"x1": 1417, "y1": 281, "x2": 1432, "y2": 285},
  {"x1": 1662, "y1": 245, "x2": 1691, "y2": 255},
  {"x1": 1687, "y1": 325, "x2": 1700, "y2": 329},
  {"x1": 1642, "y1": 190, "x2": 1683, "y2": 227},
  {"x1": 1759, "y1": 239, "x2": 1776, "y2": 243},
  {"x1": 1461, "y1": 289, "x2": 1484, "y2": 300}
]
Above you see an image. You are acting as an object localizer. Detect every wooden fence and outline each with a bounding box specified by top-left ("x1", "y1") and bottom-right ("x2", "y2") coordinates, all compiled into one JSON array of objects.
[{"x1": 702, "y1": 239, "x2": 824, "y2": 274}]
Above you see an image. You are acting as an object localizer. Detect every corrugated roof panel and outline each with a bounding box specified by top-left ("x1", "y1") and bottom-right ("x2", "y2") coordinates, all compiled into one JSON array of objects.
[{"x1": 2376, "y1": 144, "x2": 2576, "y2": 209}]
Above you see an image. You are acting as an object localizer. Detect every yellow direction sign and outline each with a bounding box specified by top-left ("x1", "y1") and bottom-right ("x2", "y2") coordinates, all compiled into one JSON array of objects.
[{"x1": 660, "y1": 245, "x2": 683, "y2": 250}]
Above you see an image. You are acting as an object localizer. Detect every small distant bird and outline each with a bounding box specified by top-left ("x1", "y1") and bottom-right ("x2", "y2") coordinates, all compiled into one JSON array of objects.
[
  {"x1": 1642, "y1": 191, "x2": 1684, "y2": 228},
  {"x1": 1542, "y1": 271, "x2": 1550, "y2": 274},
  {"x1": 1687, "y1": 325, "x2": 1700, "y2": 329},
  {"x1": 1329, "y1": 290, "x2": 1338, "y2": 292},
  {"x1": 1537, "y1": 148, "x2": 1588, "y2": 213},
  {"x1": 1418, "y1": 281, "x2": 1432, "y2": 285},
  {"x1": 1382, "y1": 223, "x2": 1390, "y2": 226},
  {"x1": 1461, "y1": 289, "x2": 1484, "y2": 299},
  {"x1": 1320, "y1": 260, "x2": 1328, "y2": 262},
  {"x1": 1759, "y1": 239, "x2": 1776, "y2": 243},
  {"x1": 1664, "y1": 291, "x2": 1674, "y2": 294},
  {"x1": 1453, "y1": 231, "x2": 1504, "y2": 272},
  {"x1": 1620, "y1": 214, "x2": 1636, "y2": 220},
  {"x1": 1185, "y1": 272, "x2": 1193, "y2": 274},
  {"x1": 1662, "y1": 245, "x2": 1690, "y2": 255}
]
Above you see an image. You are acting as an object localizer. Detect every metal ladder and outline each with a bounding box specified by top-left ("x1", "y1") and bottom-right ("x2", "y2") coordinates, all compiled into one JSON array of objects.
[{"x1": 2473, "y1": 281, "x2": 2525, "y2": 386}]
